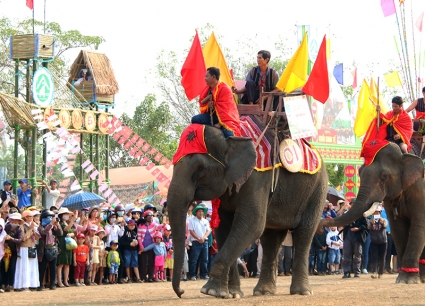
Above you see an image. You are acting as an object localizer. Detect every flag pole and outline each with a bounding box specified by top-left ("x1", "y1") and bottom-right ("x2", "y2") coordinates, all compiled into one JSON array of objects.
[
  {"x1": 32, "y1": 2, "x2": 35, "y2": 35},
  {"x1": 377, "y1": 77, "x2": 380, "y2": 132},
  {"x1": 44, "y1": 0, "x2": 46, "y2": 34}
]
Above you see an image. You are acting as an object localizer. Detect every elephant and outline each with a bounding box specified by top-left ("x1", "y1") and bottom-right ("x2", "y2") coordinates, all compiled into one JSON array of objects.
[
  {"x1": 168, "y1": 125, "x2": 328, "y2": 298},
  {"x1": 320, "y1": 143, "x2": 425, "y2": 284}
]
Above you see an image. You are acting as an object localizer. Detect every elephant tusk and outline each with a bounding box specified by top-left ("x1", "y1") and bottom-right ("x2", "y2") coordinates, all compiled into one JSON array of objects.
[{"x1": 363, "y1": 202, "x2": 381, "y2": 217}]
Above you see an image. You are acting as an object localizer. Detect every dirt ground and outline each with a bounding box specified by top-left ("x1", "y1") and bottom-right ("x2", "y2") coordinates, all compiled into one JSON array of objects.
[{"x1": 6, "y1": 274, "x2": 425, "y2": 306}]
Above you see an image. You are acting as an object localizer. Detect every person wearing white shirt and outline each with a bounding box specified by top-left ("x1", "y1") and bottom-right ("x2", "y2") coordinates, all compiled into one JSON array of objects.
[
  {"x1": 43, "y1": 179, "x2": 60, "y2": 210},
  {"x1": 188, "y1": 205, "x2": 211, "y2": 280},
  {"x1": 104, "y1": 213, "x2": 125, "y2": 247}
]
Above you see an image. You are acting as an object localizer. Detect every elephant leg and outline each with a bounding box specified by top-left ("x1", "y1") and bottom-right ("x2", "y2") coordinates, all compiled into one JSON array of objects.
[
  {"x1": 419, "y1": 248, "x2": 425, "y2": 283},
  {"x1": 211, "y1": 211, "x2": 244, "y2": 298},
  {"x1": 201, "y1": 204, "x2": 264, "y2": 298},
  {"x1": 388, "y1": 212, "x2": 420, "y2": 284},
  {"x1": 290, "y1": 225, "x2": 317, "y2": 295},
  {"x1": 397, "y1": 215, "x2": 425, "y2": 284},
  {"x1": 228, "y1": 261, "x2": 243, "y2": 298},
  {"x1": 253, "y1": 229, "x2": 287, "y2": 296}
]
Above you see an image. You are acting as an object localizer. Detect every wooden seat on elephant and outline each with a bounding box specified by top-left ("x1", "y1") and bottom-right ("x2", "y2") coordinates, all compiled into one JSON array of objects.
[
  {"x1": 236, "y1": 88, "x2": 302, "y2": 126},
  {"x1": 410, "y1": 130, "x2": 425, "y2": 159}
]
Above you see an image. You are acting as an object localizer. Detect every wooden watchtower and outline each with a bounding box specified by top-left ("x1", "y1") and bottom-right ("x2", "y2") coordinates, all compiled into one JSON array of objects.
[{"x1": 68, "y1": 50, "x2": 119, "y2": 107}]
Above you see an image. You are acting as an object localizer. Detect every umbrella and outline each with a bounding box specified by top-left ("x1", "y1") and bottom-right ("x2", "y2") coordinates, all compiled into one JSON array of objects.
[
  {"x1": 327, "y1": 186, "x2": 345, "y2": 206},
  {"x1": 61, "y1": 192, "x2": 105, "y2": 210}
]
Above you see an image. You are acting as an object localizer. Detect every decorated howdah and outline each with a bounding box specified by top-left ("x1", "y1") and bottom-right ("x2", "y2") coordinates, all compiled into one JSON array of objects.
[{"x1": 9, "y1": 34, "x2": 55, "y2": 60}]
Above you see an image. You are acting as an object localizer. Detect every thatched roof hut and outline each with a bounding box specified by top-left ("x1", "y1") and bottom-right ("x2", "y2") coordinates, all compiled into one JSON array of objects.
[{"x1": 68, "y1": 50, "x2": 119, "y2": 105}]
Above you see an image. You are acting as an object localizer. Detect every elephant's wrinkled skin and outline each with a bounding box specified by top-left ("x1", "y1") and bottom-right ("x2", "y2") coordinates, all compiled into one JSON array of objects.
[
  {"x1": 168, "y1": 126, "x2": 328, "y2": 298},
  {"x1": 320, "y1": 143, "x2": 425, "y2": 284}
]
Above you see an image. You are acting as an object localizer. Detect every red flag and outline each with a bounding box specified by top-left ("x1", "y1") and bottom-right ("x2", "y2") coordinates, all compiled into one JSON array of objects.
[
  {"x1": 26, "y1": 0, "x2": 34, "y2": 9},
  {"x1": 416, "y1": 12, "x2": 424, "y2": 32},
  {"x1": 181, "y1": 30, "x2": 206, "y2": 101},
  {"x1": 352, "y1": 68, "x2": 357, "y2": 89},
  {"x1": 303, "y1": 35, "x2": 329, "y2": 104}
]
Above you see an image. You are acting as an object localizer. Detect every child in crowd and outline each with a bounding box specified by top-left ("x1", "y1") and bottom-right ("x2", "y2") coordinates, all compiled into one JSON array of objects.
[
  {"x1": 107, "y1": 240, "x2": 120, "y2": 284},
  {"x1": 153, "y1": 231, "x2": 167, "y2": 281},
  {"x1": 163, "y1": 225, "x2": 173, "y2": 282},
  {"x1": 119, "y1": 219, "x2": 142, "y2": 282},
  {"x1": 87, "y1": 225, "x2": 100, "y2": 285},
  {"x1": 73, "y1": 233, "x2": 90, "y2": 286},
  {"x1": 326, "y1": 225, "x2": 343, "y2": 274},
  {"x1": 96, "y1": 229, "x2": 107, "y2": 285}
]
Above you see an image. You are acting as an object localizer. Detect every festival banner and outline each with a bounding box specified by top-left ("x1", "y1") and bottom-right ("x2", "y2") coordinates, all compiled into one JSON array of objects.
[
  {"x1": 284, "y1": 95, "x2": 317, "y2": 139},
  {"x1": 32, "y1": 109, "x2": 122, "y2": 205}
]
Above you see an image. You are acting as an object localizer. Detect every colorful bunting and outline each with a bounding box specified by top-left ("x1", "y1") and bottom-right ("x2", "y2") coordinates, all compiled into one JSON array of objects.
[
  {"x1": 381, "y1": 0, "x2": 396, "y2": 17},
  {"x1": 384, "y1": 71, "x2": 402, "y2": 87},
  {"x1": 416, "y1": 12, "x2": 424, "y2": 32},
  {"x1": 333, "y1": 63, "x2": 343, "y2": 85}
]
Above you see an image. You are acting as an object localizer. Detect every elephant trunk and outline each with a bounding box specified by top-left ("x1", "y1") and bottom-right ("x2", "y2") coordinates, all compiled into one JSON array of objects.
[
  {"x1": 168, "y1": 181, "x2": 193, "y2": 298},
  {"x1": 320, "y1": 185, "x2": 376, "y2": 228}
]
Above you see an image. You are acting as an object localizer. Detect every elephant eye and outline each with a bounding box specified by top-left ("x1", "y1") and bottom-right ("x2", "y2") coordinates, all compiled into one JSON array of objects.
[{"x1": 380, "y1": 173, "x2": 389, "y2": 181}]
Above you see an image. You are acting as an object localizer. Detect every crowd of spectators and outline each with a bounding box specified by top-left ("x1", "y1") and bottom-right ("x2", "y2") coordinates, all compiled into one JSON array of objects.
[{"x1": 0, "y1": 179, "x2": 399, "y2": 294}]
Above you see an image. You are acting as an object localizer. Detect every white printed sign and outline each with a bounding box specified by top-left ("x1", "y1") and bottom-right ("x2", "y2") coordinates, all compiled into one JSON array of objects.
[{"x1": 284, "y1": 95, "x2": 317, "y2": 140}]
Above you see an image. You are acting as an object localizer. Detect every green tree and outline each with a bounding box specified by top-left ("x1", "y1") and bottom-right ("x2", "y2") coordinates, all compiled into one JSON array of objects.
[
  {"x1": 0, "y1": 17, "x2": 104, "y2": 99},
  {"x1": 326, "y1": 163, "x2": 345, "y2": 187}
]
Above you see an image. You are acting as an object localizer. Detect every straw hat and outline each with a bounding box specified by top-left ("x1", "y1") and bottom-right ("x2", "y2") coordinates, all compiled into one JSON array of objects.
[
  {"x1": 279, "y1": 139, "x2": 303, "y2": 173},
  {"x1": 57, "y1": 207, "x2": 74, "y2": 215},
  {"x1": 8, "y1": 212, "x2": 23, "y2": 223}
]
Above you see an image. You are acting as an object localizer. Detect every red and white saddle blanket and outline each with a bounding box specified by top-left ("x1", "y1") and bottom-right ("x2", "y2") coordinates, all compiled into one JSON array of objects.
[{"x1": 239, "y1": 116, "x2": 321, "y2": 174}]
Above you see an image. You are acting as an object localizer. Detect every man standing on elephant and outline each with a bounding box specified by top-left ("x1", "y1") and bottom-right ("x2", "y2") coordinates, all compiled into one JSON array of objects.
[
  {"x1": 341, "y1": 199, "x2": 368, "y2": 278},
  {"x1": 375, "y1": 96, "x2": 413, "y2": 154},
  {"x1": 188, "y1": 205, "x2": 211, "y2": 281},
  {"x1": 191, "y1": 67, "x2": 241, "y2": 138}
]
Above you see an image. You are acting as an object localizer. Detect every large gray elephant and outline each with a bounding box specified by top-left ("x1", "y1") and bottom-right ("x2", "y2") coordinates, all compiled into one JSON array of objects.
[
  {"x1": 320, "y1": 143, "x2": 425, "y2": 283},
  {"x1": 168, "y1": 126, "x2": 328, "y2": 298}
]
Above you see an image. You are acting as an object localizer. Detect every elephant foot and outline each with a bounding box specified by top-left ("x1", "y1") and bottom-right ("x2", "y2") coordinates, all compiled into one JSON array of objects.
[
  {"x1": 200, "y1": 277, "x2": 230, "y2": 298},
  {"x1": 290, "y1": 283, "x2": 313, "y2": 295},
  {"x1": 253, "y1": 280, "x2": 276, "y2": 296},
  {"x1": 396, "y1": 271, "x2": 420, "y2": 284},
  {"x1": 228, "y1": 285, "x2": 244, "y2": 299}
]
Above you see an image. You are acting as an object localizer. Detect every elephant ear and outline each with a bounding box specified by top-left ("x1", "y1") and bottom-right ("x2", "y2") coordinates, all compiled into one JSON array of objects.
[
  {"x1": 401, "y1": 153, "x2": 424, "y2": 190},
  {"x1": 223, "y1": 137, "x2": 257, "y2": 192}
]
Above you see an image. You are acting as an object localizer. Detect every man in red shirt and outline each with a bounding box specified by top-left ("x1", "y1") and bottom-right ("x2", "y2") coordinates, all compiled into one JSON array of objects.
[{"x1": 191, "y1": 67, "x2": 241, "y2": 137}]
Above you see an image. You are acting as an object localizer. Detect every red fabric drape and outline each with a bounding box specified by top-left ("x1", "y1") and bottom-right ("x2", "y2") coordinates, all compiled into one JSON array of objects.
[
  {"x1": 380, "y1": 109, "x2": 413, "y2": 151},
  {"x1": 172, "y1": 124, "x2": 207, "y2": 165},
  {"x1": 210, "y1": 198, "x2": 221, "y2": 229},
  {"x1": 198, "y1": 82, "x2": 241, "y2": 136}
]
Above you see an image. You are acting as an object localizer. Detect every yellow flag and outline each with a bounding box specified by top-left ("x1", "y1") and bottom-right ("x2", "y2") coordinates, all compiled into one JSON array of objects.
[
  {"x1": 326, "y1": 38, "x2": 331, "y2": 60},
  {"x1": 354, "y1": 79, "x2": 377, "y2": 137},
  {"x1": 203, "y1": 32, "x2": 234, "y2": 87},
  {"x1": 276, "y1": 33, "x2": 308, "y2": 93},
  {"x1": 369, "y1": 78, "x2": 388, "y2": 113},
  {"x1": 384, "y1": 71, "x2": 402, "y2": 87}
]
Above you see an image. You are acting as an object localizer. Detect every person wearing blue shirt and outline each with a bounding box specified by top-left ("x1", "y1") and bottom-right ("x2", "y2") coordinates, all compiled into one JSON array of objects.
[{"x1": 17, "y1": 179, "x2": 37, "y2": 209}]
